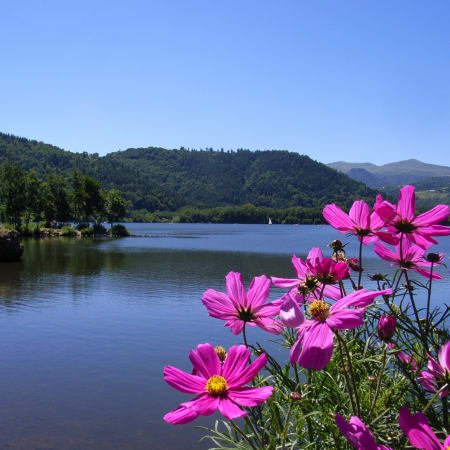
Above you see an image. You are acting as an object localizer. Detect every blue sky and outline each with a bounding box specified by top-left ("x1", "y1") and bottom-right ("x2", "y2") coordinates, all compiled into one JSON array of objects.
[{"x1": 1, "y1": 1, "x2": 449, "y2": 165}]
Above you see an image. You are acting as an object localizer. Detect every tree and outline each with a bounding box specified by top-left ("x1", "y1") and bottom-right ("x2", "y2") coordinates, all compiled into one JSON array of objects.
[
  {"x1": 24, "y1": 170, "x2": 43, "y2": 225},
  {"x1": 0, "y1": 162, "x2": 26, "y2": 228},
  {"x1": 83, "y1": 175, "x2": 104, "y2": 223},
  {"x1": 104, "y1": 189, "x2": 129, "y2": 226},
  {"x1": 47, "y1": 174, "x2": 71, "y2": 223}
]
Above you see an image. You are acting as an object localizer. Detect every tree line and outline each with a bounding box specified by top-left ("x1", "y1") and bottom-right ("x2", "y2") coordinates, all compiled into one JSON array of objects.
[{"x1": 0, "y1": 162, "x2": 129, "y2": 229}]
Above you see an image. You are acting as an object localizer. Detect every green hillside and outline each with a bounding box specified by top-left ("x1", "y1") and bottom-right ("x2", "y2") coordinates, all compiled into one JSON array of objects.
[{"x1": 0, "y1": 132, "x2": 376, "y2": 212}]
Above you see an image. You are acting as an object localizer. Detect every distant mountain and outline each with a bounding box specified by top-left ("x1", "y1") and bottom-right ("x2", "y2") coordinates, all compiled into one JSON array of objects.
[
  {"x1": 328, "y1": 159, "x2": 450, "y2": 188},
  {"x1": 0, "y1": 132, "x2": 376, "y2": 212}
]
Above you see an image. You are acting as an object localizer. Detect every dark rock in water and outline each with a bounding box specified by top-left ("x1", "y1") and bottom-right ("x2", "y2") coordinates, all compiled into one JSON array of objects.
[{"x1": 0, "y1": 227, "x2": 24, "y2": 262}]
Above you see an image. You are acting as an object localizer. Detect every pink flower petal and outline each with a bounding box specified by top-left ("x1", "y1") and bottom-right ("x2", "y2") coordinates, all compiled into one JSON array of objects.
[
  {"x1": 323, "y1": 284, "x2": 342, "y2": 301},
  {"x1": 253, "y1": 317, "x2": 283, "y2": 334},
  {"x1": 271, "y1": 277, "x2": 299, "y2": 288},
  {"x1": 397, "y1": 186, "x2": 416, "y2": 222},
  {"x1": 247, "y1": 275, "x2": 271, "y2": 310},
  {"x1": 399, "y1": 407, "x2": 443, "y2": 450},
  {"x1": 414, "y1": 204, "x2": 450, "y2": 227},
  {"x1": 335, "y1": 413, "x2": 381, "y2": 450},
  {"x1": 326, "y1": 308, "x2": 365, "y2": 330},
  {"x1": 323, "y1": 204, "x2": 355, "y2": 232},
  {"x1": 202, "y1": 289, "x2": 237, "y2": 319},
  {"x1": 228, "y1": 386, "x2": 273, "y2": 407},
  {"x1": 225, "y1": 271, "x2": 246, "y2": 309},
  {"x1": 226, "y1": 353, "x2": 267, "y2": 388},
  {"x1": 292, "y1": 254, "x2": 309, "y2": 279},
  {"x1": 298, "y1": 322, "x2": 333, "y2": 370},
  {"x1": 414, "y1": 267, "x2": 443, "y2": 280},
  {"x1": 225, "y1": 318, "x2": 245, "y2": 335},
  {"x1": 218, "y1": 397, "x2": 246, "y2": 420},
  {"x1": 330, "y1": 289, "x2": 392, "y2": 312},
  {"x1": 221, "y1": 345, "x2": 250, "y2": 380},
  {"x1": 438, "y1": 341, "x2": 450, "y2": 372},
  {"x1": 370, "y1": 210, "x2": 385, "y2": 230},
  {"x1": 163, "y1": 366, "x2": 206, "y2": 393},
  {"x1": 189, "y1": 343, "x2": 221, "y2": 379},
  {"x1": 279, "y1": 293, "x2": 305, "y2": 328},
  {"x1": 374, "y1": 241, "x2": 399, "y2": 263},
  {"x1": 163, "y1": 405, "x2": 200, "y2": 425},
  {"x1": 181, "y1": 393, "x2": 219, "y2": 416},
  {"x1": 290, "y1": 335, "x2": 303, "y2": 365},
  {"x1": 349, "y1": 200, "x2": 370, "y2": 230},
  {"x1": 257, "y1": 298, "x2": 283, "y2": 317}
]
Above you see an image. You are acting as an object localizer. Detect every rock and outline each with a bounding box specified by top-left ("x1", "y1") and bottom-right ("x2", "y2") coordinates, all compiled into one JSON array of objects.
[{"x1": 0, "y1": 227, "x2": 24, "y2": 262}]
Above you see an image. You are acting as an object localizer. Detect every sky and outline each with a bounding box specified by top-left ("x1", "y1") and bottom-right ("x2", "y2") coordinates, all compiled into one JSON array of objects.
[{"x1": 0, "y1": 1, "x2": 449, "y2": 166}]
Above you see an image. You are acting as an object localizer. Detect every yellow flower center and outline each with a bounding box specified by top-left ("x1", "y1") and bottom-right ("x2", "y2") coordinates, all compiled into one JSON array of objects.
[
  {"x1": 308, "y1": 299, "x2": 330, "y2": 322},
  {"x1": 214, "y1": 346, "x2": 227, "y2": 362},
  {"x1": 205, "y1": 375, "x2": 228, "y2": 396}
]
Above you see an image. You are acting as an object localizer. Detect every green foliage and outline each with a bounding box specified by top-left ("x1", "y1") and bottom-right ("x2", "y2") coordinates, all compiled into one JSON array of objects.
[
  {"x1": 0, "y1": 132, "x2": 377, "y2": 213},
  {"x1": 80, "y1": 227, "x2": 94, "y2": 237},
  {"x1": 0, "y1": 161, "x2": 26, "y2": 227},
  {"x1": 110, "y1": 224, "x2": 130, "y2": 237},
  {"x1": 105, "y1": 189, "x2": 129, "y2": 225},
  {"x1": 60, "y1": 225, "x2": 77, "y2": 237},
  {"x1": 92, "y1": 223, "x2": 107, "y2": 235}
]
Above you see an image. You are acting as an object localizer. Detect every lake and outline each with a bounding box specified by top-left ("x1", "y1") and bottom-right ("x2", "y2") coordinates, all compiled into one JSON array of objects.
[{"x1": 0, "y1": 224, "x2": 448, "y2": 449}]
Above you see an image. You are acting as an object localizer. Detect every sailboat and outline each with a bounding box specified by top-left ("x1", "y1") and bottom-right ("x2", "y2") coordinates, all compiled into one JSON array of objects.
[{"x1": 268, "y1": 217, "x2": 272, "y2": 225}]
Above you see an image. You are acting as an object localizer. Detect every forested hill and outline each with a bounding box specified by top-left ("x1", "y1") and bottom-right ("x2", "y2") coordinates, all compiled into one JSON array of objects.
[{"x1": 0, "y1": 132, "x2": 376, "y2": 211}]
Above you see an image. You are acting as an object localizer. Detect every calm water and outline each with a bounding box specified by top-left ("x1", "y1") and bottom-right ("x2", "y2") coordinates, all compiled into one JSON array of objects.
[{"x1": 0, "y1": 224, "x2": 448, "y2": 449}]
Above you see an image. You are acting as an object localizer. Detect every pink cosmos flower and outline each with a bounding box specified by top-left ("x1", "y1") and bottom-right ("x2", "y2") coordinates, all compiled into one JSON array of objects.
[
  {"x1": 374, "y1": 186, "x2": 450, "y2": 249},
  {"x1": 335, "y1": 413, "x2": 392, "y2": 450},
  {"x1": 418, "y1": 341, "x2": 450, "y2": 398},
  {"x1": 164, "y1": 343, "x2": 273, "y2": 424},
  {"x1": 323, "y1": 199, "x2": 396, "y2": 245},
  {"x1": 374, "y1": 239, "x2": 443, "y2": 280},
  {"x1": 399, "y1": 406, "x2": 450, "y2": 450},
  {"x1": 284, "y1": 289, "x2": 392, "y2": 370},
  {"x1": 307, "y1": 254, "x2": 349, "y2": 285},
  {"x1": 202, "y1": 272, "x2": 282, "y2": 335},
  {"x1": 271, "y1": 248, "x2": 342, "y2": 304}
]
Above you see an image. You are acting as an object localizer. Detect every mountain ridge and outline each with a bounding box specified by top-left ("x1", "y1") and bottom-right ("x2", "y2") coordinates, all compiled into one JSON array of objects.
[
  {"x1": 328, "y1": 159, "x2": 450, "y2": 187},
  {"x1": 0, "y1": 132, "x2": 376, "y2": 212}
]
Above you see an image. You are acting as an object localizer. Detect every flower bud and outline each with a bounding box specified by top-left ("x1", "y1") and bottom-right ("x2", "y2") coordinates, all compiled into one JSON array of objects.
[
  {"x1": 347, "y1": 257, "x2": 361, "y2": 272},
  {"x1": 377, "y1": 315, "x2": 396, "y2": 342},
  {"x1": 330, "y1": 240, "x2": 344, "y2": 252},
  {"x1": 425, "y1": 253, "x2": 441, "y2": 263},
  {"x1": 369, "y1": 273, "x2": 387, "y2": 281},
  {"x1": 214, "y1": 346, "x2": 227, "y2": 362},
  {"x1": 368, "y1": 376, "x2": 376, "y2": 382},
  {"x1": 290, "y1": 392, "x2": 301, "y2": 401}
]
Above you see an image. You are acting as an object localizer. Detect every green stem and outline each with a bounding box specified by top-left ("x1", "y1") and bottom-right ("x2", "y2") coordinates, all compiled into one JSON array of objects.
[
  {"x1": 368, "y1": 343, "x2": 387, "y2": 420},
  {"x1": 337, "y1": 332, "x2": 361, "y2": 416},
  {"x1": 357, "y1": 238, "x2": 363, "y2": 289},
  {"x1": 404, "y1": 270, "x2": 428, "y2": 354},
  {"x1": 422, "y1": 383, "x2": 448, "y2": 414},
  {"x1": 229, "y1": 420, "x2": 258, "y2": 450},
  {"x1": 281, "y1": 399, "x2": 294, "y2": 450},
  {"x1": 293, "y1": 363, "x2": 300, "y2": 386},
  {"x1": 243, "y1": 323, "x2": 249, "y2": 348},
  {"x1": 244, "y1": 416, "x2": 264, "y2": 447},
  {"x1": 425, "y1": 262, "x2": 434, "y2": 339},
  {"x1": 443, "y1": 395, "x2": 448, "y2": 432},
  {"x1": 336, "y1": 332, "x2": 357, "y2": 416}
]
